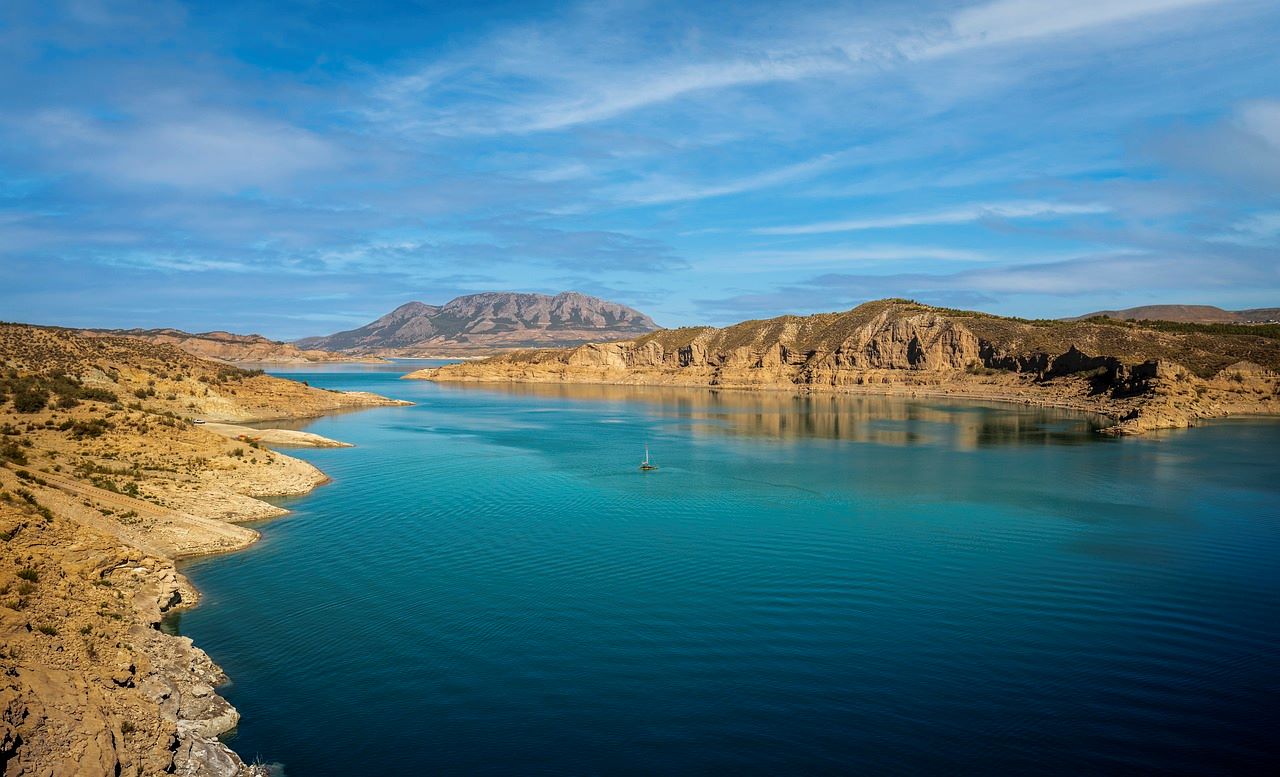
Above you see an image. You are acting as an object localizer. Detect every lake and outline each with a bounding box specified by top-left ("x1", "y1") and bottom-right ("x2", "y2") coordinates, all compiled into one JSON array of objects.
[{"x1": 171, "y1": 365, "x2": 1280, "y2": 775}]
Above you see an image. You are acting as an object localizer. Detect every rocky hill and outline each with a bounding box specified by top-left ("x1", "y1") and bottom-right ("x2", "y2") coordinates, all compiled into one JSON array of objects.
[
  {"x1": 1074, "y1": 304, "x2": 1280, "y2": 324},
  {"x1": 0, "y1": 323, "x2": 405, "y2": 775},
  {"x1": 296, "y1": 291, "x2": 659, "y2": 356},
  {"x1": 81, "y1": 327, "x2": 381, "y2": 364},
  {"x1": 407, "y1": 299, "x2": 1280, "y2": 435}
]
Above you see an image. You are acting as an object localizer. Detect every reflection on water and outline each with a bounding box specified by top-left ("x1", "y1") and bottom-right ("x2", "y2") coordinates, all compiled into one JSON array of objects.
[
  {"x1": 435, "y1": 381, "x2": 1109, "y2": 449},
  {"x1": 173, "y1": 366, "x2": 1280, "y2": 776}
]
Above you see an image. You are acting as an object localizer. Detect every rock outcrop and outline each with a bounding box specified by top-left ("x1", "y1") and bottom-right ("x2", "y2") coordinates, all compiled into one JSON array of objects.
[
  {"x1": 296, "y1": 291, "x2": 658, "y2": 356},
  {"x1": 407, "y1": 299, "x2": 1280, "y2": 435},
  {"x1": 0, "y1": 498, "x2": 269, "y2": 776}
]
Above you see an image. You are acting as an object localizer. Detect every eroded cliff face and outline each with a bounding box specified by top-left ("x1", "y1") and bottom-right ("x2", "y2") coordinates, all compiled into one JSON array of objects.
[
  {"x1": 408, "y1": 301, "x2": 1280, "y2": 435},
  {"x1": 0, "y1": 499, "x2": 259, "y2": 777}
]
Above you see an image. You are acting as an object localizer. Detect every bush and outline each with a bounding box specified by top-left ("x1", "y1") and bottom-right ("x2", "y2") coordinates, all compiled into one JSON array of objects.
[
  {"x1": 65, "y1": 419, "x2": 112, "y2": 439},
  {"x1": 0, "y1": 441, "x2": 27, "y2": 465},
  {"x1": 16, "y1": 568, "x2": 38, "y2": 582},
  {"x1": 13, "y1": 389, "x2": 47, "y2": 413},
  {"x1": 78, "y1": 387, "x2": 117, "y2": 403}
]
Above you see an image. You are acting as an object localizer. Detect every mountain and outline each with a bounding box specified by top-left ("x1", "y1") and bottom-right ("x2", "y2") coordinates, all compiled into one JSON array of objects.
[
  {"x1": 80, "y1": 327, "x2": 380, "y2": 364},
  {"x1": 296, "y1": 291, "x2": 659, "y2": 355},
  {"x1": 1073, "y1": 304, "x2": 1280, "y2": 324},
  {"x1": 407, "y1": 298, "x2": 1280, "y2": 436}
]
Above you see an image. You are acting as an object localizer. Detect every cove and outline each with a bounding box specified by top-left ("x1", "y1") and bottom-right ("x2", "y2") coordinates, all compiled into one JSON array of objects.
[{"x1": 170, "y1": 365, "x2": 1280, "y2": 775}]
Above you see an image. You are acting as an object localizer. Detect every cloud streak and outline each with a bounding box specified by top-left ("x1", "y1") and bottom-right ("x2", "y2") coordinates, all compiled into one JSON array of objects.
[{"x1": 753, "y1": 202, "x2": 1111, "y2": 235}]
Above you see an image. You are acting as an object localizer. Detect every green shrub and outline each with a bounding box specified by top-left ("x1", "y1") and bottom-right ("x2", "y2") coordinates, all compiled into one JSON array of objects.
[
  {"x1": 78, "y1": 387, "x2": 117, "y2": 403},
  {"x1": 0, "y1": 441, "x2": 27, "y2": 465},
  {"x1": 13, "y1": 389, "x2": 47, "y2": 413}
]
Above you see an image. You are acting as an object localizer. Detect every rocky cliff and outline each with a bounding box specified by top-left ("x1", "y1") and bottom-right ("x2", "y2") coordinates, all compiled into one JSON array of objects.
[
  {"x1": 407, "y1": 299, "x2": 1280, "y2": 435},
  {"x1": 296, "y1": 291, "x2": 658, "y2": 355},
  {"x1": 81, "y1": 328, "x2": 381, "y2": 365},
  {"x1": 0, "y1": 323, "x2": 407, "y2": 775}
]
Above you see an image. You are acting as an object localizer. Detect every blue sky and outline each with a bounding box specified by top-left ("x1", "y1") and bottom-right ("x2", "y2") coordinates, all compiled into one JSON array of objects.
[{"x1": 1, "y1": 0, "x2": 1278, "y2": 337}]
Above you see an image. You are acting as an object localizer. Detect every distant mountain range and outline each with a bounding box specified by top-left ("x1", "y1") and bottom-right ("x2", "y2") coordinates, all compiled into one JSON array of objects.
[
  {"x1": 1072, "y1": 305, "x2": 1280, "y2": 324},
  {"x1": 80, "y1": 328, "x2": 379, "y2": 364},
  {"x1": 296, "y1": 291, "x2": 659, "y2": 356}
]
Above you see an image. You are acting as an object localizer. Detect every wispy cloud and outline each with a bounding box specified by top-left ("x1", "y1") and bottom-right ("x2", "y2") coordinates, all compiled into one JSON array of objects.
[
  {"x1": 1212, "y1": 210, "x2": 1280, "y2": 245},
  {"x1": 926, "y1": 0, "x2": 1232, "y2": 56},
  {"x1": 2, "y1": 0, "x2": 1278, "y2": 334},
  {"x1": 702, "y1": 246, "x2": 992, "y2": 271},
  {"x1": 753, "y1": 201, "x2": 1111, "y2": 235},
  {"x1": 608, "y1": 152, "x2": 844, "y2": 205},
  {"x1": 20, "y1": 109, "x2": 340, "y2": 192},
  {"x1": 696, "y1": 250, "x2": 1276, "y2": 320},
  {"x1": 368, "y1": 0, "x2": 1242, "y2": 138}
]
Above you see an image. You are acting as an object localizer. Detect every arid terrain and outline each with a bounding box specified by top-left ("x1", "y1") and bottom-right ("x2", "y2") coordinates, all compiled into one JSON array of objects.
[
  {"x1": 408, "y1": 299, "x2": 1280, "y2": 435},
  {"x1": 1073, "y1": 304, "x2": 1280, "y2": 324},
  {"x1": 0, "y1": 324, "x2": 406, "y2": 776},
  {"x1": 79, "y1": 328, "x2": 385, "y2": 365}
]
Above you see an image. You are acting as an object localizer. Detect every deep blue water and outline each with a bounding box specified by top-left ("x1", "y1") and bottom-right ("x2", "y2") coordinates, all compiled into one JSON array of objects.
[{"x1": 171, "y1": 366, "x2": 1280, "y2": 775}]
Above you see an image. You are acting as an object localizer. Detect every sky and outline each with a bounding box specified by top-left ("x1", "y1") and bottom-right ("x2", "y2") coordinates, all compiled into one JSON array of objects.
[{"x1": 1, "y1": 0, "x2": 1278, "y2": 338}]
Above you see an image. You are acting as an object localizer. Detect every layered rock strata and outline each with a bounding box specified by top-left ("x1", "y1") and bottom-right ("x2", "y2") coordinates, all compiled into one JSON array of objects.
[{"x1": 408, "y1": 300, "x2": 1280, "y2": 435}]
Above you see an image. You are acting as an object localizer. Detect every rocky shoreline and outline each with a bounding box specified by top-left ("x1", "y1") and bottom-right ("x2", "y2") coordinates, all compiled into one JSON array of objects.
[
  {"x1": 0, "y1": 323, "x2": 407, "y2": 775},
  {"x1": 406, "y1": 300, "x2": 1280, "y2": 436}
]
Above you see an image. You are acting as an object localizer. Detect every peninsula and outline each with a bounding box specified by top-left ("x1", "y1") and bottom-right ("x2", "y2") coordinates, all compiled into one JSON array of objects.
[
  {"x1": 406, "y1": 299, "x2": 1280, "y2": 435},
  {"x1": 0, "y1": 323, "x2": 407, "y2": 775}
]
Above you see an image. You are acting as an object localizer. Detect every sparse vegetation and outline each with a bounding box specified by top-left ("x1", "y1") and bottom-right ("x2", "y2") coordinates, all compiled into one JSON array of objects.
[{"x1": 0, "y1": 440, "x2": 28, "y2": 464}]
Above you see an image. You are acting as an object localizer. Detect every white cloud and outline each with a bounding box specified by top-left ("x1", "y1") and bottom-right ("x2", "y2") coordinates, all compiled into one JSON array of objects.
[
  {"x1": 926, "y1": 0, "x2": 1231, "y2": 56},
  {"x1": 367, "y1": 0, "x2": 1242, "y2": 137},
  {"x1": 753, "y1": 201, "x2": 1111, "y2": 235},
  {"x1": 609, "y1": 152, "x2": 843, "y2": 205},
  {"x1": 1236, "y1": 99, "x2": 1280, "y2": 147},
  {"x1": 700, "y1": 245, "x2": 991, "y2": 271},
  {"x1": 27, "y1": 110, "x2": 339, "y2": 191},
  {"x1": 517, "y1": 55, "x2": 850, "y2": 134},
  {"x1": 1212, "y1": 210, "x2": 1280, "y2": 244}
]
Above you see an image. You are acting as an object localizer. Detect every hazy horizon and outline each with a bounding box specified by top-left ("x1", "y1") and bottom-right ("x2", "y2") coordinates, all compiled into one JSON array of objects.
[{"x1": 2, "y1": 0, "x2": 1278, "y2": 339}]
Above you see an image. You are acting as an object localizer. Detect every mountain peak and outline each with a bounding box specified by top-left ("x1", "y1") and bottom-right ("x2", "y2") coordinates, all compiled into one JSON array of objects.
[{"x1": 297, "y1": 291, "x2": 658, "y2": 355}]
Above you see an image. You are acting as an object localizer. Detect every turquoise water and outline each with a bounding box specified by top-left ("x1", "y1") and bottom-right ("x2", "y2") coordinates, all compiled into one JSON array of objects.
[{"x1": 172, "y1": 366, "x2": 1280, "y2": 775}]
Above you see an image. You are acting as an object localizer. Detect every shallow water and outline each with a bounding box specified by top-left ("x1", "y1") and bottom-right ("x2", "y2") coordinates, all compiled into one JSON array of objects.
[{"x1": 172, "y1": 367, "x2": 1280, "y2": 775}]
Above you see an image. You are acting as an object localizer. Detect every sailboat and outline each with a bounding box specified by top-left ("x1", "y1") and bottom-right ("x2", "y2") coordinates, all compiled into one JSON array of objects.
[{"x1": 640, "y1": 446, "x2": 657, "y2": 471}]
